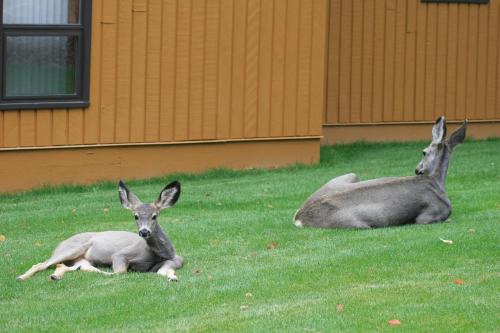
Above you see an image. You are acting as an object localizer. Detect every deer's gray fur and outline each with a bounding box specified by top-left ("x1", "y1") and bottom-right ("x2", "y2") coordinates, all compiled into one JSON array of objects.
[
  {"x1": 294, "y1": 117, "x2": 467, "y2": 229},
  {"x1": 16, "y1": 181, "x2": 183, "y2": 281}
]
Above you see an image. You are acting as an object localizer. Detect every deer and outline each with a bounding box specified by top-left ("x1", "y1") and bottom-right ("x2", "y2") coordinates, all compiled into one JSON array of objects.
[
  {"x1": 16, "y1": 180, "x2": 183, "y2": 282},
  {"x1": 293, "y1": 116, "x2": 467, "y2": 229}
]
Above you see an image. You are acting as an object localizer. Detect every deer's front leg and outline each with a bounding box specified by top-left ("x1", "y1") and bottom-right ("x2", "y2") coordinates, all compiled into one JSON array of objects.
[
  {"x1": 111, "y1": 254, "x2": 129, "y2": 274},
  {"x1": 156, "y1": 255, "x2": 183, "y2": 282}
]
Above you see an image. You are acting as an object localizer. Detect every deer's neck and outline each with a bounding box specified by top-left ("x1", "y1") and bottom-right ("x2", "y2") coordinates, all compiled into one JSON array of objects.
[
  {"x1": 430, "y1": 148, "x2": 451, "y2": 191},
  {"x1": 146, "y1": 225, "x2": 176, "y2": 260}
]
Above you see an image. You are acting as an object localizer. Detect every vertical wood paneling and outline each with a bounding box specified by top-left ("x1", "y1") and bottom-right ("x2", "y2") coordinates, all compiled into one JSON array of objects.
[
  {"x1": 0, "y1": 113, "x2": 3, "y2": 146},
  {"x1": 159, "y1": 0, "x2": 177, "y2": 141},
  {"x1": 243, "y1": 0, "x2": 260, "y2": 138},
  {"x1": 257, "y1": 0, "x2": 273, "y2": 137},
  {"x1": 296, "y1": 0, "x2": 313, "y2": 134},
  {"x1": 309, "y1": 0, "x2": 328, "y2": 135},
  {"x1": 338, "y1": 0, "x2": 352, "y2": 123},
  {"x1": 202, "y1": 0, "x2": 219, "y2": 139},
  {"x1": 486, "y1": 0, "x2": 499, "y2": 119},
  {"x1": 414, "y1": 1, "x2": 426, "y2": 121},
  {"x1": 174, "y1": 0, "x2": 191, "y2": 141},
  {"x1": 230, "y1": 0, "x2": 246, "y2": 138},
  {"x1": 325, "y1": 0, "x2": 500, "y2": 125},
  {"x1": 424, "y1": 4, "x2": 437, "y2": 121},
  {"x1": 114, "y1": 0, "x2": 133, "y2": 143},
  {"x1": 188, "y1": 0, "x2": 206, "y2": 140},
  {"x1": 144, "y1": 0, "x2": 162, "y2": 142},
  {"x1": 216, "y1": 0, "x2": 233, "y2": 139},
  {"x1": 3, "y1": 111, "x2": 19, "y2": 146},
  {"x1": 393, "y1": 0, "x2": 406, "y2": 122},
  {"x1": 68, "y1": 109, "x2": 84, "y2": 144},
  {"x1": 383, "y1": 0, "x2": 396, "y2": 122},
  {"x1": 52, "y1": 109, "x2": 68, "y2": 145},
  {"x1": 475, "y1": 4, "x2": 488, "y2": 120},
  {"x1": 283, "y1": 0, "x2": 300, "y2": 136},
  {"x1": 404, "y1": 0, "x2": 417, "y2": 122},
  {"x1": 496, "y1": 3, "x2": 500, "y2": 119},
  {"x1": 99, "y1": 0, "x2": 117, "y2": 143},
  {"x1": 349, "y1": 0, "x2": 362, "y2": 123},
  {"x1": 327, "y1": 0, "x2": 341, "y2": 124},
  {"x1": 465, "y1": 5, "x2": 479, "y2": 119},
  {"x1": 19, "y1": 110, "x2": 36, "y2": 146},
  {"x1": 361, "y1": 0, "x2": 375, "y2": 123},
  {"x1": 372, "y1": 0, "x2": 385, "y2": 122},
  {"x1": 455, "y1": 5, "x2": 468, "y2": 120},
  {"x1": 269, "y1": 0, "x2": 286, "y2": 137},
  {"x1": 129, "y1": 0, "x2": 148, "y2": 142},
  {"x1": 445, "y1": 4, "x2": 458, "y2": 120},
  {"x1": 1, "y1": 0, "x2": 329, "y2": 149},
  {"x1": 84, "y1": 0, "x2": 102, "y2": 143},
  {"x1": 36, "y1": 110, "x2": 52, "y2": 146}
]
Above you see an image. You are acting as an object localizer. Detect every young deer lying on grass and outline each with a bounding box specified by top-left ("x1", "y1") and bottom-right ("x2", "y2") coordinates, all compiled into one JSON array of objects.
[
  {"x1": 16, "y1": 181, "x2": 183, "y2": 281},
  {"x1": 294, "y1": 116, "x2": 467, "y2": 228}
]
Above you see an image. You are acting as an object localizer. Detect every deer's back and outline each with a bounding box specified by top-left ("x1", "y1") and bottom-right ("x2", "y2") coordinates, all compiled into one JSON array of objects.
[{"x1": 295, "y1": 176, "x2": 450, "y2": 228}]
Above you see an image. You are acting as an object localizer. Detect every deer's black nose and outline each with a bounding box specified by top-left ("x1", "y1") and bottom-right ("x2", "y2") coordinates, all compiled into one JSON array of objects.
[{"x1": 138, "y1": 229, "x2": 150, "y2": 238}]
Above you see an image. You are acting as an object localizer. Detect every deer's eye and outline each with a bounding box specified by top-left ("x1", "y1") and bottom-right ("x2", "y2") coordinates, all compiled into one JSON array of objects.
[
  {"x1": 422, "y1": 151, "x2": 426, "y2": 156},
  {"x1": 152, "y1": 214, "x2": 157, "y2": 220},
  {"x1": 134, "y1": 214, "x2": 139, "y2": 220}
]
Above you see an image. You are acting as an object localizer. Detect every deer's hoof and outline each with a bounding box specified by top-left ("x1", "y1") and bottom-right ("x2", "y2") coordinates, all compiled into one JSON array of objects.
[
  {"x1": 293, "y1": 219, "x2": 304, "y2": 228},
  {"x1": 16, "y1": 276, "x2": 25, "y2": 281},
  {"x1": 167, "y1": 275, "x2": 178, "y2": 282},
  {"x1": 50, "y1": 274, "x2": 61, "y2": 281}
]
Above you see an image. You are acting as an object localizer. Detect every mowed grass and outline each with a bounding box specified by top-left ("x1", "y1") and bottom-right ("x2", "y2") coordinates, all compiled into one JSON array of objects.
[{"x1": 0, "y1": 139, "x2": 499, "y2": 332}]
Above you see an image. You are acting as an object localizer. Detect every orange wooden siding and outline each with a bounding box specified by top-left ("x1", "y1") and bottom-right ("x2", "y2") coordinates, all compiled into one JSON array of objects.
[
  {"x1": 0, "y1": 0, "x2": 328, "y2": 149},
  {"x1": 326, "y1": 0, "x2": 500, "y2": 124}
]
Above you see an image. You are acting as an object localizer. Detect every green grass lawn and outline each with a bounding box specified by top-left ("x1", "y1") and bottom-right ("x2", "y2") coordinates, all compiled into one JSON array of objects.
[{"x1": 0, "y1": 139, "x2": 499, "y2": 332}]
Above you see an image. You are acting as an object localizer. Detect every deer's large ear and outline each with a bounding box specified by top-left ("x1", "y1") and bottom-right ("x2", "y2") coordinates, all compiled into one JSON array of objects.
[
  {"x1": 118, "y1": 180, "x2": 142, "y2": 210},
  {"x1": 448, "y1": 119, "x2": 467, "y2": 149},
  {"x1": 432, "y1": 116, "x2": 447, "y2": 143},
  {"x1": 155, "y1": 181, "x2": 181, "y2": 211}
]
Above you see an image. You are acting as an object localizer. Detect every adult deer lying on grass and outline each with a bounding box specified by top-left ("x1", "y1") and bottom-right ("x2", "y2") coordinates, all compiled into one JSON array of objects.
[
  {"x1": 16, "y1": 181, "x2": 183, "y2": 281},
  {"x1": 294, "y1": 117, "x2": 467, "y2": 228}
]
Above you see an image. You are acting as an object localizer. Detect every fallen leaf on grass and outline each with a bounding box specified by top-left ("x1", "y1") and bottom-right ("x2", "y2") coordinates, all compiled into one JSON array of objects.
[
  {"x1": 336, "y1": 304, "x2": 344, "y2": 313},
  {"x1": 267, "y1": 242, "x2": 278, "y2": 251},
  {"x1": 266, "y1": 204, "x2": 273, "y2": 209},
  {"x1": 192, "y1": 269, "x2": 203, "y2": 274},
  {"x1": 468, "y1": 229, "x2": 475, "y2": 233},
  {"x1": 388, "y1": 319, "x2": 401, "y2": 326},
  {"x1": 453, "y1": 279, "x2": 465, "y2": 285},
  {"x1": 240, "y1": 305, "x2": 249, "y2": 311},
  {"x1": 103, "y1": 208, "x2": 109, "y2": 213},
  {"x1": 71, "y1": 208, "x2": 77, "y2": 214},
  {"x1": 0, "y1": 235, "x2": 6, "y2": 242},
  {"x1": 245, "y1": 292, "x2": 253, "y2": 298},
  {"x1": 34, "y1": 241, "x2": 43, "y2": 247},
  {"x1": 207, "y1": 275, "x2": 213, "y2": 281},
  {"x1": 439, "y1": 238, "x2": 453, "y2": 245}
]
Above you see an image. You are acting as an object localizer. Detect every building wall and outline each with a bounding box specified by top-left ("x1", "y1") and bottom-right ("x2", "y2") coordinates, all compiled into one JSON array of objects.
[
  {"x1": 0, "y1": 0, "x2": 328, "y2": 192},
  {"x1": 0, "y1": 0, "x2": 328, "y2": 148},
  {"x1": 325, "y1": 0, "x2": 500, "y2": 143}
]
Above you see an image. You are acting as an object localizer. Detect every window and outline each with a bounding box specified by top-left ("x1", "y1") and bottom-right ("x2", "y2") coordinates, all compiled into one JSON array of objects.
[{"x1": 0, "y1": 0, "x2": 91, "y2": 110}]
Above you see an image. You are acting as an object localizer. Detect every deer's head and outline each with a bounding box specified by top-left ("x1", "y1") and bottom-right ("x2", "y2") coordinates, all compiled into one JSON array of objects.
[
  {"x1": 415, "y1": 116, "x2": 467, "y2": 176},
  {"x1": 118, "y1": 181, "x2": 181, "y2": 238}
]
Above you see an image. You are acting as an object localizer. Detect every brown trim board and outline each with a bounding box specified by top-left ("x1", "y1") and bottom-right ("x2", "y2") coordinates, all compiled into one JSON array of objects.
[
  {"x1": 0, "y1": 138, "x2": 320, "y2": 193},
  {"x1": 322, "y1": 121, "x2": 500, "y2": 144}
]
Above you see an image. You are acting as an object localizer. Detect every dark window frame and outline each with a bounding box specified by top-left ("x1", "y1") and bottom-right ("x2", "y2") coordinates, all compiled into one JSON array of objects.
[{"x1": 0, "y1": 0, "x2": 91, "y2": 110}]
